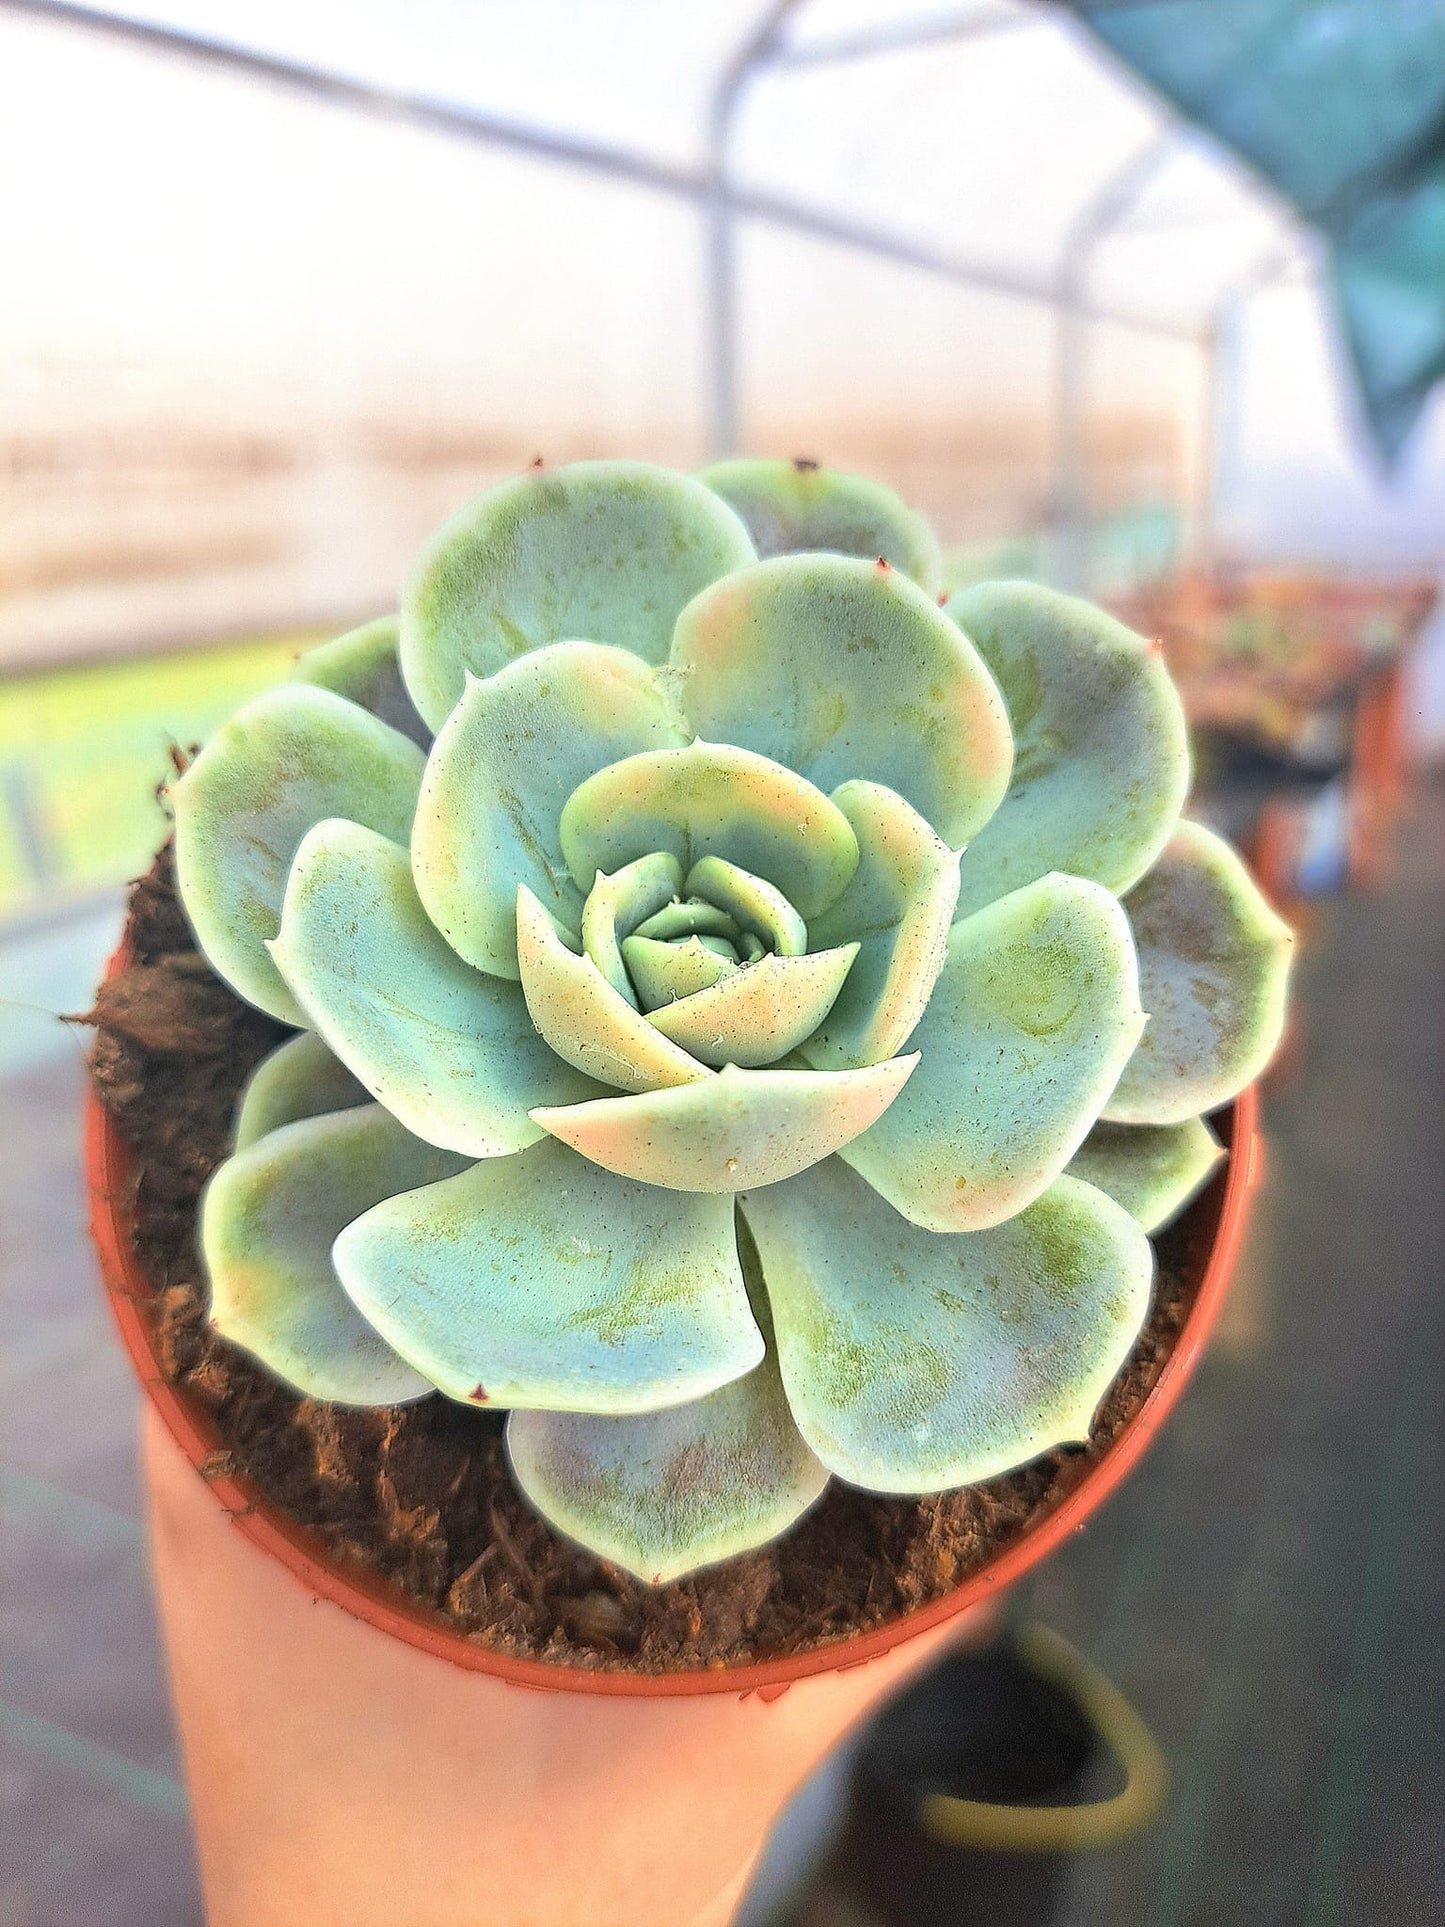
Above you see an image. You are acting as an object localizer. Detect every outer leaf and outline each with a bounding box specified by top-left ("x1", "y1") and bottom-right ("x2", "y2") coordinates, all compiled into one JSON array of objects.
[
  {"x1": 507, "y1": 1354, "x2": 829, "y2": 1584},
  {"x1": 291, "y1": 616, "x2": 430, "y2": 747},
  {"x1": 202, "y1": 1107, "x2": 468, "y2": 1404},
  {"x1": 233, "y1": 1032, "x2": 368, "y2": 1152},
  {"x1": 271, "y1": 821, "x2": 605, "y2": 1156},
  {"x1": 804, "y1": 779, "x2": 960, "y2": 1069},
  {"x1": 698, "y1": 458, "x2": 942, "y2": 593},
  {"x1": 332, "y1": 1138, "x2": 763, "y2": 1414},
  {"x1": 646, "y1": 945, "x2": 859, "y2": 1068},
  {"x1": 742, "y1": 1160, "x2": 1153, "y2": 1492},
  {"x1": 840, "y1": 874, "x2": 1144, "y2": 1232},
  {"x1": 1106, "y1": 820, "x2": 1295, "y2": 1125},
  {"x1": 945, "y1": 581, "x2": 1190, "y2": 919},
  {"x1": 560, "y1": 742, "x2": 860, "y2": 921},
  {"x1": 672, "y1": 555, "x2": 1012, "y2": 846},
  {"x1": 532, "y1": 1056, "x2": 916, "y2": 1192},
  {"x1": 581, "y1": 852, "x2": 684, "y2": 1005},
  {"x1": 516, "y1": 885, "x2": 711, "y2": 1093},
  {"x1": 412, "y1": 642, "x2": 687, "y2": 980},
  {"x1": 399, "y1": 459, "x2": 756, "y2": 730},
  {"x1": 1067, "y1": 1117, "x2": 1224, "y2": 1234},
  {"x1": 171, "y1": 685, "x2": 424, "y2": 1023}
]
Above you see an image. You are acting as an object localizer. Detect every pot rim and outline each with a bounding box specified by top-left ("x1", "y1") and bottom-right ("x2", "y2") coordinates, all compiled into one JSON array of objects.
[{"x1": 86, "y1": 943, "x2": 1260, "y2": 1700}]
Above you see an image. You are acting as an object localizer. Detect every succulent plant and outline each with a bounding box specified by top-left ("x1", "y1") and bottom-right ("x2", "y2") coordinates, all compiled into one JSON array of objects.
[{"x1": 174, "y1": 458, "x2": 1293, "y2": 1584}]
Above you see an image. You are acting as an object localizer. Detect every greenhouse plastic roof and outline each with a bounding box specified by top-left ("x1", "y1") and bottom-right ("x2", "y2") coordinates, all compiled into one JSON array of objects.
[{"x1": 9, "y1": 0, "x2": 1445, "y2": 458}]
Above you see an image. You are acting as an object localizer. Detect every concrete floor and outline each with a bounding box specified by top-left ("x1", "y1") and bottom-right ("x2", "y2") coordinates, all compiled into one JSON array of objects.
[{"x1": 2, "y1": 783, "x2": 1441, "y2": 1927}]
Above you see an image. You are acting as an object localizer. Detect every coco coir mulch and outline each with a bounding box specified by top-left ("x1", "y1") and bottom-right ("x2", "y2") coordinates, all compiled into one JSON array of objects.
[{"x1": 87, "y1": 848, "x2": 1217, "y2": 1674}]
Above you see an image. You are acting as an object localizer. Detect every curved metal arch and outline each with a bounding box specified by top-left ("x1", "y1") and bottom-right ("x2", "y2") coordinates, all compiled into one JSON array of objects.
[{"x1": 5, "y1": 0, "x2": 1308, "y2": 513}]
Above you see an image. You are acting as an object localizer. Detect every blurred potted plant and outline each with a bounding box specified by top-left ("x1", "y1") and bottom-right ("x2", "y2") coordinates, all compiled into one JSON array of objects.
[{"x1": 87, "y1": 458, "x2": 1291, "y2": 1924}]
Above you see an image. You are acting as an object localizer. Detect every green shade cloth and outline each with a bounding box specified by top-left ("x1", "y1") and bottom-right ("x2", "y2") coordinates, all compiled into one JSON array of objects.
[{"x1": 1069, "y1": 0, "x2": 1445, "y2": 461}]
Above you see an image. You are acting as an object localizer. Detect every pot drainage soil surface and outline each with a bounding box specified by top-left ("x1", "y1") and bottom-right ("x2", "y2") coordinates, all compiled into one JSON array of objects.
[{"x1": 88, "y1": 849, "x2": 1216, "y2": 1674}]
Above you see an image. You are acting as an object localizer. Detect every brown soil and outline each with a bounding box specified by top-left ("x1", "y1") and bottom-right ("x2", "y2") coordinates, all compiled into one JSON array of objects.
[{"x1": 88, "y1": 849, "x2": 1221, "y2": 1675}]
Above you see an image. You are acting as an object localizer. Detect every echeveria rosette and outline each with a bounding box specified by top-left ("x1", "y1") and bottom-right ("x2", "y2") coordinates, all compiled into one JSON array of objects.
[{"x1": 171, "y1": 456, "x2": 1294, "y2": 1586}]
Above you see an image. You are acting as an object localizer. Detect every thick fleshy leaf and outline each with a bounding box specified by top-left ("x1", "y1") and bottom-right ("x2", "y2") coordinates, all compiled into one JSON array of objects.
[
  {"x1": 233, "y1": 1032, "x2": 369, "y2": 1152},
  {"x1": 560, "y1": 742, "x2": 860, "y2": 921},
  {"x1": 1106, "y1": 820, "x2": 1295, "y2": 1125},
  {"x1": 634, "y1": 900, "x2": 739, "y2": 944},
  {"x1": 171, "y1": 685, "x2": 425, "y2": 1023},
  {"x1": 742, "y1": 1160, "x2": 1153, "y2": 1492},
  {"x1": 945, "y1": 581, "x2": 1190, "y2": 919},
  {"x1": 271, "y1": 821, "x2": 604, "y2": 1156},
  {"x1": 1068, "y1": 1117, "x2": 1225, "y2": 1234},
  {"x1": 399, "y1": 459, "x2": 756, "y2": 730},
  {"x1": 532, "y1": 1056, "x2": 916, "y2": 1192},
  {"x1": 202, "y1": 1107, "x2": 468, "y2": 1404},
  {"x1": 840, "y1": 874, "x2": 1144, "y2": 1232},
  {"x1": 581, "y1": 852, "x2": 684, "y2": 1005},
  {"x1": 507, "y1": 1354, "x2": 829, "y2": 1583},
  {"x1": 646, "y1": 945, "x2": 859, "y2": 1068},
  {"x1": 684, "y1": 855, "x2": 807, "y2": 956},
  {"x1": 412, "y1": 642, "x2": 687, "y2": 980},
  {"x1": 291, "y1": 617, "x2": 431, "y2": 747},
  {"x1": 672, "y1": 555, "x2": 1012, "y2": 847},
  {"x1": 516, "y1": 886, "x2": 710, "y2": 1093},
  {"x1": 804, "y1": 780, "x2": 960, "y2": 1069},
  {"x1": 698, "y1": 458, "x2": 943, "y2": 593},
  {"x1": 623, "y1": 933, "x2": 738, "y2": 1008},
  {"x1": 332, "y1": 1138, "x2": 763, "y2": 1414}
]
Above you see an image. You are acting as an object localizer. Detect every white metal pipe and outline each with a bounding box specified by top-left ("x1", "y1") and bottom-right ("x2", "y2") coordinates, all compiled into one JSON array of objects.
[
  {"x1": 769, "y1": 6, "x2": 1032, "y2": 69},
  {"x1": 703, "y1": 1, "x2": 807, "y2": 459},
  {"x1": 1049, "y1": 128, "x2": 1179, "y2": 588}
]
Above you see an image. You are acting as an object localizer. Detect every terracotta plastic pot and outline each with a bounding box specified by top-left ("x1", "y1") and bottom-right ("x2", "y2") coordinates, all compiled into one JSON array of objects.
[{"x1": 86, "y1": 945, "x2": 1262, "y2": 1702}]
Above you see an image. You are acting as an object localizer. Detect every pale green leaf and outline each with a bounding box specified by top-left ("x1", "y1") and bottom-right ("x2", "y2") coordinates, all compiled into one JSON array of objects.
[
  {"x1": 840, "y1": 874, "x2": 1144, "y2": 1231},
  {"x1": 1067, "y1": 1117, "x2": 1225, "y2": 1233},
  {"x1": 233, "y1": 1032, "x2": 368, "y2": 1152},
  {"x1": 532, "y1": 1056, "x2": 916, "y2": 1192},
  {"x1": 622, "y1": 933, "x2": 738, "y2": 1008},
  {"x1": 400, "y1": 459, "x2": 756, "y2": 730},
  {"x1": 560, "y1": 741, "x2": 860, "y2": 921},
  {"x1": 945, "y1": 581, "x2": 1190, "y2": 918},
  {"x1": 171, "y1": 685, "x2": 424, "y2": 1023},
  {"x1": 647, "y1": 945, "x2": 859, "y2": 1068},
  {"x1": 271, "y1": 820, "x2": 605, "y2": 1157},
  {"x1": 633, "y1": 900, "x2": 740, "y2": 944},
  {"x1": 672, "y1": 555, "x2": 1012, "y2": 846},
  {"x1": 804, "y1": 779, "x2": 960, "y2": 1069},
  {"x1": 412, "y1": 641, "x2": 687, "y2": 980},
  {"x1": 332, "y1": 1138, "x2": 763, "y2": 1414},
  {"x1": 1106, "y1": 820, "x2": 1295, "y2": 1124},
  {"x1": 291, "y1": 616, "x2": 430, "y2": 747},
  {"x1": 684, "y1": 855, "x2": 807, "y2": 956},
  {"x1": 742, "y1": 1160, "x2": 1153, "y2": 1491},
  {"x1": 698, "y1": 458, "x2": 942, "y2": 593},
  {"x1": 516, "y1": 885, "x2": 711, "y2": 1093},
  {"x1": 202, "y1": 1107, "x2": 468, "y2": 1404},
  {"x1": 580, "y1": 852, "x2": 684, "y2": 1005},
  {"x1": 507, "y1": 1353, "x2": 829, "y2": 1583}
]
